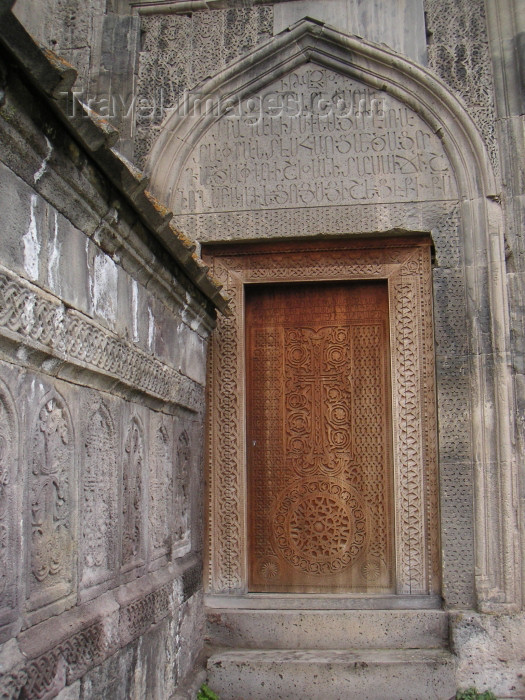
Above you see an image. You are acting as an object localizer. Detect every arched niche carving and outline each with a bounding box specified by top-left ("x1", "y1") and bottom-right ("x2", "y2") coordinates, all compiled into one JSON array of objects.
[
  {"x1": 147, "y1": 20, "x2": 518, "y2": 611},
  {"x1": 27, "y1": 390, "x2": 76, "y2": 612},
  {"x1": 81, "y1": 400, "x2": 118, "y2": 590}
]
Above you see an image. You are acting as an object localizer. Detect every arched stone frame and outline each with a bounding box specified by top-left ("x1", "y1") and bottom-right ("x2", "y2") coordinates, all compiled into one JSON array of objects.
[{"x1": 146, "y1": 19, "x2": 520, "y2": 610}]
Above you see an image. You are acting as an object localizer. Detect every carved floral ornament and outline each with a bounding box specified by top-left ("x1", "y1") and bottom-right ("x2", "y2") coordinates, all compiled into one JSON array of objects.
[{"x1": 150, "y1": 19, "x2": 518, "y2": 610}]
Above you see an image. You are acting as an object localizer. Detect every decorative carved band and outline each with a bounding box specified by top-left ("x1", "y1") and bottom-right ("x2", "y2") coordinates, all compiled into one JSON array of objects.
[
  {"x1": 204, "y1": 237, "x2": 439, "y2": 596},
  {"x1": 0, "y1": 268, "x2": 203, "y2": 412},
  {"x1": 0, "y1": 581, "x2": 173, "y2": 700}
]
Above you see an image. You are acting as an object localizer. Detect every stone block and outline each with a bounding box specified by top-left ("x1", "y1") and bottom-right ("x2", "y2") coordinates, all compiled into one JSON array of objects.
[
  {"x1": 79, "y1": 639, "x2": 137, "y2": 700},
  {"x1": 178, "y1": 590, "x2": 205, "y2": 686},
  {"x1": 435, "y1": 355, "x2": 472, "y2": 463},
  {"x1": 451, "y1": 612, "x2": 525, "y2": 699},
  {"x1": 206, "y1": 609, "x2": 450, "y2": 651},
  {"x1": 273, "y1": 0, "x2": 427, "y2": 65},
  {"x1": 433, "y1": 268, "x2": 469, "y2": 356},
  {"x1": 206, "y1": 648, "x2": 456, "y2": 700}
]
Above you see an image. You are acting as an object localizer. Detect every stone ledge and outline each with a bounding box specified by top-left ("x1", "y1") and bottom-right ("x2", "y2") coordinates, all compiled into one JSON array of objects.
[{"x1": 206, "y1": 648, "x2": 457, "y2": 700}]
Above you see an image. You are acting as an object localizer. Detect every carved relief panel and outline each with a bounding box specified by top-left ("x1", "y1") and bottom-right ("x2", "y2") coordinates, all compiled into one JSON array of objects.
[
  {"x1": 149, "y1": 415, "x2": 173, "y2": 564},
  {"x1": 0, "y1": 380, "x2": 18, "y2": 627},
  {"x1": 247, "y1": 281, "x2": 393, "y2": 592},
  {"x1": 27, "y1": 391, "x2": 75, "y2": 610},
  {"x1": 175, "y1": 430, "x2": 191, "y2": 552},
  {"x1": 121, "y1": 415, "x2": 146, "y2": 572},
  {"x1": 204, "y1": 237, "x2": 439, "y2": 596},
  {"x1": 81, "y1": 399, "x2": 118, "y2": 590}
]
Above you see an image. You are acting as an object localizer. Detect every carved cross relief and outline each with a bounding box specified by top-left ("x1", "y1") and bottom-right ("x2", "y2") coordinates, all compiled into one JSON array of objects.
[{"x1": 203, "y1": 237, "x2": 440, "y2": 597}]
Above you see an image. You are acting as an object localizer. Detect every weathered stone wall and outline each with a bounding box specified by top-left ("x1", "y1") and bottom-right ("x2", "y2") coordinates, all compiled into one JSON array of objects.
[{"x1": 0, "y1": 10, "x2": 223, "y2": 698}]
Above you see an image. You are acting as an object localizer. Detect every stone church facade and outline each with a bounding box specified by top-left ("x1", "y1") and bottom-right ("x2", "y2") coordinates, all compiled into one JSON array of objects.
[{"x1": 0, "y1": 0, "x2": 524, "y2": 698}]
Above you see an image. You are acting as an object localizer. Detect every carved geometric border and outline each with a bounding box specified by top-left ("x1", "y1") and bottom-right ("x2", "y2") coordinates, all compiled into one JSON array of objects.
[
  {"x1": 203, "y1": 236, "x2": 439, "y2": 595},
  {"x1": 0, "y1": 266, "x2": 203, "y2": 412}
]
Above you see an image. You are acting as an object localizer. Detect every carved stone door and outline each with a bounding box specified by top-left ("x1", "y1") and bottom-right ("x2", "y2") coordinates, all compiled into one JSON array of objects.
[{"x1": 246, "y1": 280, "x2": 394, "y2": 593}]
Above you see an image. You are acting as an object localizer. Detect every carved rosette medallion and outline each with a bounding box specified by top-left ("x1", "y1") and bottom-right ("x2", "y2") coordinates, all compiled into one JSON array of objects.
[
  {"x1": 29, "y1": 393, "x2": 74, "y2": 606},
  {"x1": 274, "y1": 479, "x2": 368, "y2": 575}
]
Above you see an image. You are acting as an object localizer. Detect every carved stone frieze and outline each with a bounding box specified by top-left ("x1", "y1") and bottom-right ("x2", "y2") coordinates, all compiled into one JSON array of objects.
[
  {"x1": 174, "y1": 201, "x2": 457, "y2": 242},
  {"x1": 0, "y1": 579, "x2": 174, "y2": 699},
  {"x1": 0, "y1": 268, "x2": 204, "y2": 412},
  {"x1": 119, "y1": 581, "x2": 172, "y2": 644},
  {"x1": 203, "y1": 237, "x2": 440, "y2": 595},
  {"x1": 27, "y1": 390, "x2": 75, "y2": 611}
]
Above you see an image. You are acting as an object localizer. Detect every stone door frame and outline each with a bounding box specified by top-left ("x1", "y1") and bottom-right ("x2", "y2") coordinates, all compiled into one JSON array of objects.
[
  {"x1": 150, "y1": 20, "x2": 520, "y2": 611},
  {"x1": 203, "y1": 236, "x2": 440, "y2": 597}
]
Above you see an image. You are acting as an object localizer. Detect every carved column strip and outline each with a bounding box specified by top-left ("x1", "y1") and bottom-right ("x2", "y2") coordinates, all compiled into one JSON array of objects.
[
  {"x1": 390, "y1": 263, "x2": 427, "y2": 595},
  {"x1": 208, "y1": 264, "x2": 245, "y2": 592}
]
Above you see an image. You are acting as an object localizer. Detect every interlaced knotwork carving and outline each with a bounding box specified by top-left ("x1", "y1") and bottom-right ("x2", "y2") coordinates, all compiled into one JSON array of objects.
[
  {"x1": 120, "y1": 582, "x2": 172, "y2": 645},
  {"x1": 392, "y1": 278, "x2": 426, "y2": 593},
  {"x1": 284, "y1": 327, "x2": 353, "y2": 477},
  {"x1": 0, "y1": 269, "x2": 203, "y2": 411},
  {"x1": 209, "y1": 273, "x2": 243, "y2": 591},
  {"x1": 174, "y1": 201, "x2": 456, "y2": 243}
]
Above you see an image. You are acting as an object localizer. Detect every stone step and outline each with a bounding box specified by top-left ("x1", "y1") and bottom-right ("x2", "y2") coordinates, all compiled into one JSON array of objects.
[
  {"x1": 206, "y1": 608, "x2": 450, "y2": 650},
  {"x1": 206, "y1": 648, "x2": 457, "y2": 700}
]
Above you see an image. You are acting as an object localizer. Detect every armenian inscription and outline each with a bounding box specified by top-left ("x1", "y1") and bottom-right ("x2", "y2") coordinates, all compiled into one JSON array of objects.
[{"x1": 175, "y1": 65, "x2": 456, "y2": 216}]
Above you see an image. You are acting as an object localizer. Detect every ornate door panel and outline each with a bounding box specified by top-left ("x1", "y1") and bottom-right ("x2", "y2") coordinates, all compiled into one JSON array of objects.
[{"x1": 246, "y1": 281, "x2": 393, "y2": 593}]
